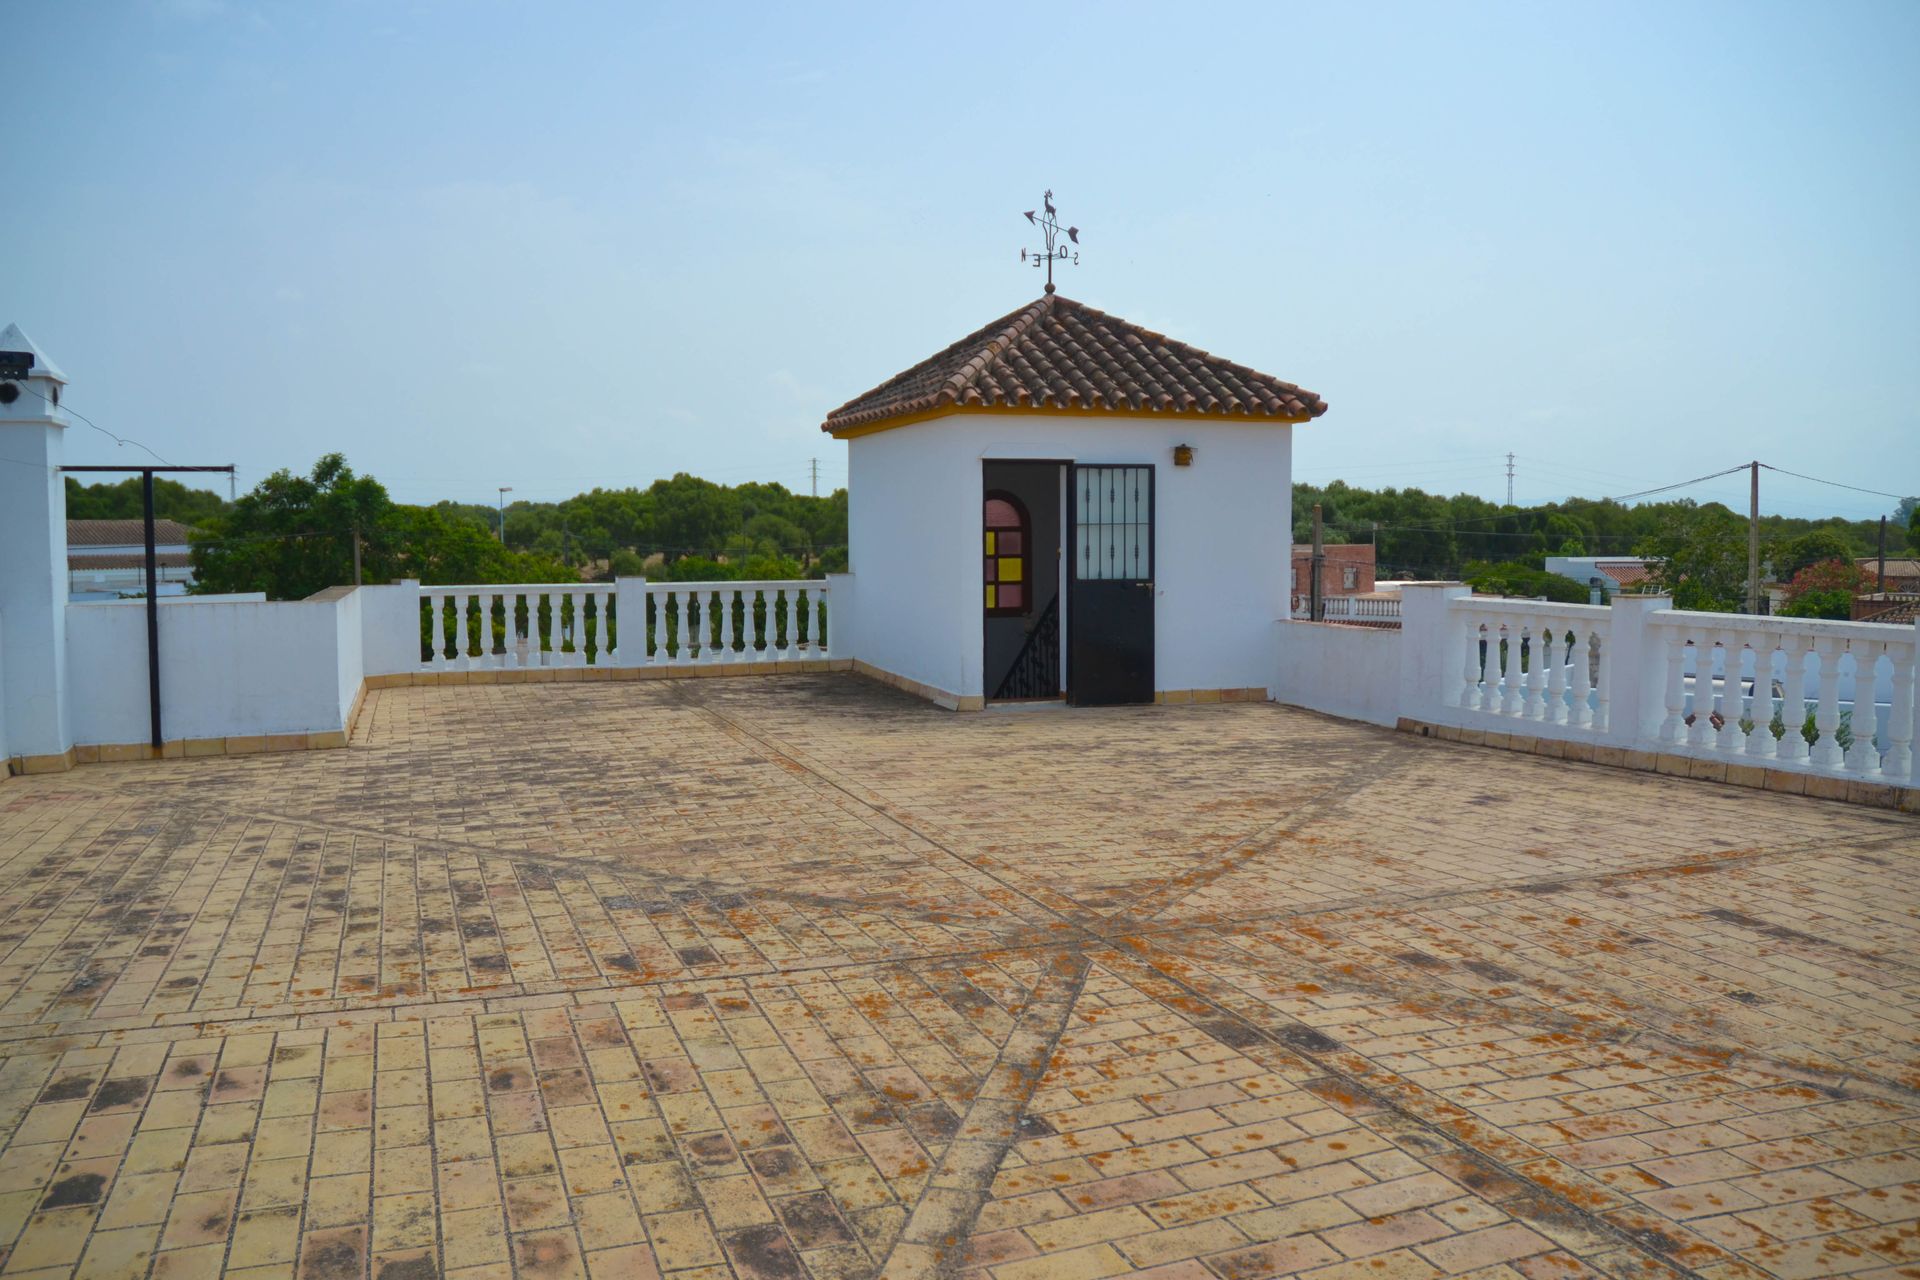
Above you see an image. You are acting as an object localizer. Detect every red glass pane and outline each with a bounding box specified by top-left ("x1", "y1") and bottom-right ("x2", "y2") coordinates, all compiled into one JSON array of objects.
[
  {"x1": 999, "y1": 584, "x2": 1023, "y2": 608},
  {"x1": 985, "y1": 498, "x2": 1020, "y2": 529},
  {"x1": 998, "y1": 531, "x2": 1022, "y2": 553},
  {"x1": 984, "y1": 557, "x2": 997, "y2": 582}
]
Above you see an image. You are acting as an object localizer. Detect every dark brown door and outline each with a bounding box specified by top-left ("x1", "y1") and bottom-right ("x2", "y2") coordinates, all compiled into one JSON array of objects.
[{"x1": 1067, "y1": 464, "x2": 1154, "y2": 705}]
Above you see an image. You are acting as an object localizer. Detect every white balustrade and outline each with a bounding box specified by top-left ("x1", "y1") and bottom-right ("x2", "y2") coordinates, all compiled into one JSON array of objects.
[
  {"x1": 1643, "y1": 611, "x2": 1917, "y2": 784},
  {"x1": 1290, "y1": 594, "x2": 1401, "y2": 624},
  {"x1": 635, "y1": 580, "x2": 831, "y2": 668},
  {"x1": 1450, "y1": 598, "x2": 1611, "y2": 736},
  {"x1": 415, "y1": 579, "x2": 833, "y2": 672},
  {"x1": 421, "y1": 584, "x2": 615, "y2": 670}
]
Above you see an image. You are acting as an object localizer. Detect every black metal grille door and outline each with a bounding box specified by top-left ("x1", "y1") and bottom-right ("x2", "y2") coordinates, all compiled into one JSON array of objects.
[{"x1": 1068, "y1": 465, "x2": 1154, "y2": 705}]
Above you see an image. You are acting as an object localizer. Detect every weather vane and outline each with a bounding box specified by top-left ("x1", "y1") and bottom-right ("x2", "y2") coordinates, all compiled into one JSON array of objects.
[{"x1": 1020, "y1": 189, "x2": 1079, "y2": 294}]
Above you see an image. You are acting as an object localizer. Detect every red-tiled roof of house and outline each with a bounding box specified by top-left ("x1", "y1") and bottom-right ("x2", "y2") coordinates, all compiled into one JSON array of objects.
[
  {"x1": 1595, "y1": 560, "x2": 1655, "y2": 586},
  {"x1": 68, "y1": 519, "x2": 195, "y2": 546},
  {"x1": 67, "y1": 552, "x2": 191, "y2": 570},
  {"x1": 822, "y1": 293, "x2": 1326, "y2": 435}
]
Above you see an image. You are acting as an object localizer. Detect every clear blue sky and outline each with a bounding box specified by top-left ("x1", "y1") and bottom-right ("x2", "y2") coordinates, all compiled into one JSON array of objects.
[{"x1": 7, "y1": 1, "x2": 1916, "y2": 521}]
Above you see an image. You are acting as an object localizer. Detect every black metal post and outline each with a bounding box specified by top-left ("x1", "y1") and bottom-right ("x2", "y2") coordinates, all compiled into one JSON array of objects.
[
  {"x1": 62, "y1": 464, "x2": 234, "y2": 757},
  {"x1": 142, "y1": 469, "x2": 162, "y2": 749}
]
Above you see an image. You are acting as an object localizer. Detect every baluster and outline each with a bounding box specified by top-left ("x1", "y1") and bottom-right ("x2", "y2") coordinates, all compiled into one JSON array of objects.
[
  {"x1": 1847, "y1": 649, "x2": 1882, "y2": 775},
  {"x1": 1519, "y1": 625, "x2": 1543, "y2": 720},
  {"x1": 1780, "y1": 638, "x2": 1810, "y2": 763},
  {"x1": 753, "y1": 588, "x2": 772, "y2": 662},
  {"x1": 1544, "y1": 626, "x2": 1568, "y2": 724},
  {"x1": 479, "y1": 592, "x2": 497, "y2": 667},
  {"x1": 573, "y1": 591, "x2": 590, "y2": 665},
  {"x1": 718, "y1": 588, "x2": 737, "y2": 662},
  {"x1": 1714, "y1": 631, "x2": 1740, "y2": 753},
  {"x1": 1810, "y1": 638, "x2": 1844, "y2": 771},
  {"x1": 1496, "y1": 627, "x2": 1519, "y2": 716},
  {"x1": 1659, "y1": 631, "x2": 1687, "y2": 744},
  {"x1": 428, "y1": 593, "x2": 447, "y2": 669},
  {"x1": 771, "y1": 588, "x2": 789, "y2": 660},
  {"x1": 1568, "y1": 630, "x2": 1592, "y2": 728},
  {"x1": 678, "y1": 590, "x2": 695, "y2": 662},
  {"x1": 1460, "y1": 620, "x2": 1482, "y2": 709},
  {"x1": 1593, "y1": 631, "x2": 1610, "y2": 733},
  {"x1": 1745, "y1": 639, "x2": 1775, "y2": 758},
  {"x1": 1686, "y1": 638, "x2": 1715, "y2": 747},
  {"x1": 1888, "y1": 641, "x2": 1915, "y2": 783},
  {"x1": 449, "y1": 593, "x2": 468, "y2": 668}
]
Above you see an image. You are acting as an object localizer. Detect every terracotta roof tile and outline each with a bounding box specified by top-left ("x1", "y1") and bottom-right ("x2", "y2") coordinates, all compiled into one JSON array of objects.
[
  {"x1": 822, "y1": 294, "x2": 1326, "y2": 434},
  {"x1": 68, "y1": 552, "x2": 191, "y2": 570},
  {"x1": 67, "y1": 519, "x2": 195, "y2": 546},
  {"x1": 1594, "y1": 560, "x2": 1655, "y2": 586}
]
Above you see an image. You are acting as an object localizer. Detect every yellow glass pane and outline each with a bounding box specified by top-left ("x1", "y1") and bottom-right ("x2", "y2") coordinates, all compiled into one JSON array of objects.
[
  {"x1": 999, "y1": 558, "x2": 1022, "y2": 582},
  {"x1": 985, "y1": 585, "x2": 996, "y2": 608},
  {"x1": 985, "y1": 532, "x2": 996, "y2": 555}
]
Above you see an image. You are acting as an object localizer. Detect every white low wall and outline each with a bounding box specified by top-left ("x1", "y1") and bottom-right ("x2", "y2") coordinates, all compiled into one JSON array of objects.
[
  {"x1": 66, "y1": 595, "x2": 365, "y2": 746},
  {"x1": 1271, "y1": 620, "x2": 1404, "y2": 727}
]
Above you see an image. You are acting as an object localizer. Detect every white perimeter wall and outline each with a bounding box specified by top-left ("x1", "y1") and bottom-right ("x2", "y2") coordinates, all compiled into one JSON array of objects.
[
  {"x1": 66, "y1": 598, "x2": 361, "y2": 745},
  {"x1": 1271, "y1": 621, "x2": 1405, "y2": 727},
  {"x1": 846, "y1": 413, "x2": 1295, "y2": 699}
]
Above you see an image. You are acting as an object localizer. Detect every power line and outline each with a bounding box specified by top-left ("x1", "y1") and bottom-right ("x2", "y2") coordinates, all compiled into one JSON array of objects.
[
  {"x1": 1757, "y1": 464, "x2": 1911, "y2": 503},
  {"x1": 10, "y1": 382, "x2": 173, "y2": 465}
]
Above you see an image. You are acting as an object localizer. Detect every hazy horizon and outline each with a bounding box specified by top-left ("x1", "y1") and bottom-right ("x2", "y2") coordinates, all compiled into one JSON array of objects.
[{"x1": 7, "y1": 1, "x2": 1915, "y2": 522}]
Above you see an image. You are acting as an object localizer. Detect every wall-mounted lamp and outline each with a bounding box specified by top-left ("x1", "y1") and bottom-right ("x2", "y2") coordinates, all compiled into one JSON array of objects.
[{"x1": 1172, "y1": 443, "x2": 1194, "y2": 467}]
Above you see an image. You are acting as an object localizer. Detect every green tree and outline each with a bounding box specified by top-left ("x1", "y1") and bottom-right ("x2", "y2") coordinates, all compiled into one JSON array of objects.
[
  {"x1": 1774, "y1": 529, "x2": 1861, "y2": 579},
  {"x1": 1460, "y1": 560, "x2": 1591, "y2": 604},
  {"x1": 1778, "y1": 559, "x2": 1868, "y2": 620},
  {"x1": 191, "y1": 454, "x2": 391, "y2": 599},
  {"x1": 66, "y1": 476, "x2": 230, "y2": 525},
  {"x1": 1634, "y1": 504, "x2": 1760, "y2": 612}
]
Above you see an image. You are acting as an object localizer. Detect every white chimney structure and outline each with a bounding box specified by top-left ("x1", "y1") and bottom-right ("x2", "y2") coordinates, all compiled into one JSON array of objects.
[{"x1": 0, "y1": 323, "x2": 74, "y2": 771}]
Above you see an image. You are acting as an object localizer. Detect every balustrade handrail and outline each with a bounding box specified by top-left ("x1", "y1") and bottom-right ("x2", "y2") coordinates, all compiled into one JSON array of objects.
[
  {"x1": 414, "y1": 578, "x2": 831, "y2": 673},
  {"x1": 1453, "y1": 597, "x2": 1610, "y2": 620},
  {"x1": 1647, "y1": 607, "x2": 1919, "y2": 649}
]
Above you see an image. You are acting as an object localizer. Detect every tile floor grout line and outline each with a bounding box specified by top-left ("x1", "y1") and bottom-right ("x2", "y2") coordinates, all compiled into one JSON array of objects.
[{"x1": 1096, "y1": 941, "x2": 1719, "y2": 1280}]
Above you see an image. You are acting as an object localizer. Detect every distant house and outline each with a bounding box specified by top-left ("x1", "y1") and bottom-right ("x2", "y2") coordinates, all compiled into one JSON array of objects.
[
  {"x1": 1857, "y1": 557, "x2": 1920, "y2": 594},
  {"x1": 67, "y1": 519, "x2": 195, "y2": 601},
  {"x1": 1290, "y1": 543, "x2": 1374, "y2": 610},
  {"x1": 1544, "y1": 555, "x2": 1656, "y2": 599}
]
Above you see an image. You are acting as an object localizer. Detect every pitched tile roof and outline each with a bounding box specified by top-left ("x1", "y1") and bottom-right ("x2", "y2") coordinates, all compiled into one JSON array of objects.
[
  {"x1": 68, "y1": 519, "x2": 195, "y2": 547},
  {"x1": 68, "y1": 552, "x2": 191, "y2": 571},
  {"x1": 822, "y1": 293, "x2": 1326, "y2": 435},
  {"x1": 1594, "y1": 560, "x2": 1655, "y2": 587}
]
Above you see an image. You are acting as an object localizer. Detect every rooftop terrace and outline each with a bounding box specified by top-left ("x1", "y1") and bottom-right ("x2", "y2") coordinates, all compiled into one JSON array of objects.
[{"x1": 0, "y1": 675, "x2": 1915, "y2": 1280}]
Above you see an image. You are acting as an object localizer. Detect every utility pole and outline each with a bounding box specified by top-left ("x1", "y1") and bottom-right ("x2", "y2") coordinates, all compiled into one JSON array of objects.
[
  {"x1": 810, "y1": 458, "x2": 818, "y2": 498},
  {"x1": 1310, "y1": 503, "x2": 1325, "y2": 622},
  {"x1": 497, "y1": 486, "x2": 513, "y2": 544},
  {"x1": 1747, "y1": 460, "x2": 1761, "y2": 615},
  {"x1": 1878, "y1": 516, "x2": 1888, "y2": 592},
  {"x1": 1505, "y1": 453, "x2": 1515, "y2": 506}
]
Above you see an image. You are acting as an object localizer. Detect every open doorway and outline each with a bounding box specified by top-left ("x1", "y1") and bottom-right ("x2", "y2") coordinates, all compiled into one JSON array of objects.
[{"x1": 983, "y1": 460, "x2": 1065, "y2": 702}]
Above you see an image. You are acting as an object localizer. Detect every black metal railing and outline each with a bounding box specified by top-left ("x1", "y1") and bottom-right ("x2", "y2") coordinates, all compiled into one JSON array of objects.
[{"x1": 993, "y1": 595, "x2": 1060, "y2": 700}]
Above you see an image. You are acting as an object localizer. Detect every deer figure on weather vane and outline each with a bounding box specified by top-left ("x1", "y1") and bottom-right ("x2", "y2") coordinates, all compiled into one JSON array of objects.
[{"x1": 1020, "y1": 190, "x2": 1079, "y2": 294}]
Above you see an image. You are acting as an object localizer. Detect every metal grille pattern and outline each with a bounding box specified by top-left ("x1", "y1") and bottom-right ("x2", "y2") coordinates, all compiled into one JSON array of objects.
[
  {"x1": 993, "y1": 595, "x2": 1061, "y2": 700},
  {"x1": 1074, "y1": 465, "x2": 1151, "y2": 580}
]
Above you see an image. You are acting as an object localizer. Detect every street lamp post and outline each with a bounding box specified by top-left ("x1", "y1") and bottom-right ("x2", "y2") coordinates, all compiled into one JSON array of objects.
[{"x1": 497, "y1": 486, "x2": 513, "y2": 543}]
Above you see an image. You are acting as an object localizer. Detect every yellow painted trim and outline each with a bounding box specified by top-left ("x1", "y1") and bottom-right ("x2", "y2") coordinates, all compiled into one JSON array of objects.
[{"x1": 825, "y1": 401, "x2": 1314, "y2": 441}]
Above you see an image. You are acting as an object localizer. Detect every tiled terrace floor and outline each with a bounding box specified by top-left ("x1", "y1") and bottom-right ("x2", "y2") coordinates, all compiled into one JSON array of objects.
[{"x1": 0, "y1": 676, "x2": 1917, "y2": 1280}]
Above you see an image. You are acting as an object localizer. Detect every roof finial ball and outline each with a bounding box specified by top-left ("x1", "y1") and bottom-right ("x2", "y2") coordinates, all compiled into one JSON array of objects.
[{"x1": 1020, "y1": 190, "x2": 1079, "y2": 296}]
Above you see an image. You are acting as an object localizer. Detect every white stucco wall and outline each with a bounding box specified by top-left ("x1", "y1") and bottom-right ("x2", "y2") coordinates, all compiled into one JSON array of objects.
[
  {"x1": 66, "y1": 597, "x2": 359, "y2": 745},
  {"x1": 0, "y1": 401, "x2": 72, "y2": 759},
  {"x1": 845, "y1": 412, "x2": 1295, "y2": 699},
  {"x1": 1271, "y1": 621, "x2": 1405, "y2": 727}
]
